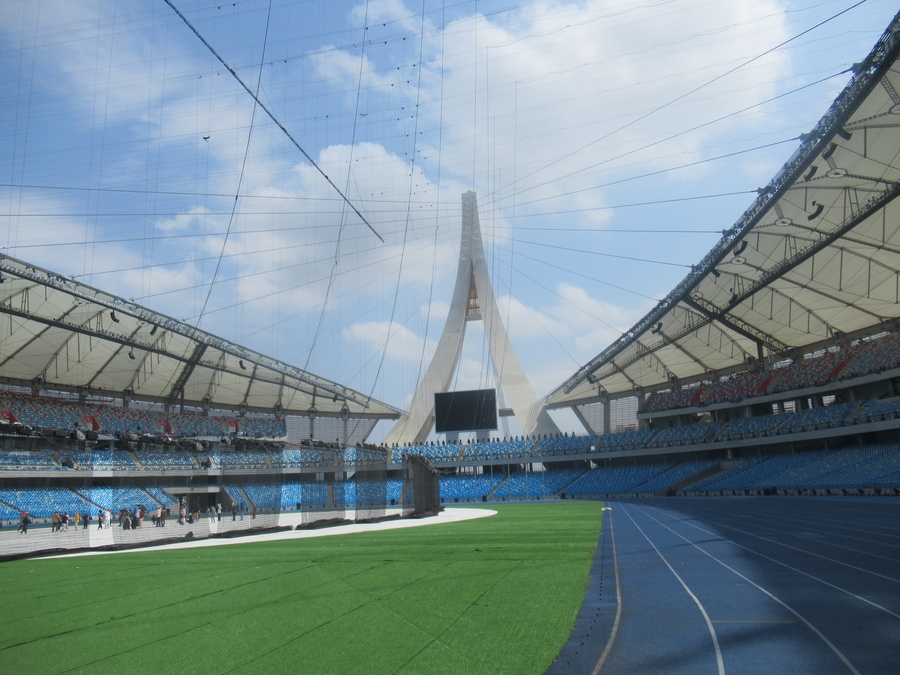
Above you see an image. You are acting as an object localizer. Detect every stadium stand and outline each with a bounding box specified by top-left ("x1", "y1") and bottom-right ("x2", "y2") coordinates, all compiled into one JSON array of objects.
[
  {"x1": 535, "y1": 434, "x2": 598, "y2": 456},
  {"x1": 133, "y1": 449, "x2": 197, "y2": 469},
  {"x1": 639, "y1": 329, "x2": 900, "y2": 416},
  {"x1": 142, "y1": 486, "x2": 176, "y2": 506},
  {"x1": 491, "y1": 468, "x2": 584, "y2": 500},
  {"x1": 564, "y1": 462, "x2": 674, "y2": 497},
  {"x1": 2, "y1": 264, "x2": 900, "y2": 546},
  {"x1": 74, "y1": 486, "x2": 158, "y2": 513},
  {"x1": 209, "y1": 449, "x2": 269, "y2": 470},
  {"x1": 392, "y1": 442, "x2": 463, "y2": 463},
  {"x1": 0, "y1": 450, "x2": 58, "y2": 470},
  {"x1": 462, "y1": 437, "x2": 535, "y2": 460},
  {"x1": 69, "y1": 450, "x2": 138, "y2": 470},
  {"x1": 0, "y1": 390, "x2": 286, "y2": 441},
  {"x1": 440, "y1": 473, "x2": 505, "y2": 502},
  {"x1": 2, "y1": 11, "x2": 900, "y2": 571},
  {"x1": 686, "y1": 445, "x2": 900, "y2": 494},
  {"x1": 0, "y1": 488, "x2": 94, "y2": 520},
  {"x1": 647, "y1": 421, "x2": 724, "y2": 448},
  {"x1": 597, "y1": 428, "x2": 654, "y2": 451}
]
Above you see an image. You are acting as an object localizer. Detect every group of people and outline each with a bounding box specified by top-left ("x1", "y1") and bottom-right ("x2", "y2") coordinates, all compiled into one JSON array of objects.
[
  {"x1": 93, "y1": 509, "x2": 113, "y2": 529},
  {"x1": 50, "y1": 511, "x2": 71, "y2": 531},
  {"x1": 151, "y1": 506, "x2": 168, "y2": 526},
  {"x1": 52, "y1": 505, "x2": 172, "y2": 529},
  {"x1": 205, "y1": 501, "x2": 246, "y2": 522},
  {"x1": 11, "y1": 499, "x2": 250, "y2": 534},
  {"x1": 119, "y1": 508, "x2": 143, "y2": 529}
]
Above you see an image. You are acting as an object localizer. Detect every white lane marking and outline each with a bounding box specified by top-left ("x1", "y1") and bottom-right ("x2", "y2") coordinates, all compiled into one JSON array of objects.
[
  {"x1": 621, "y1": 504, "x2": 726, "y2": 675},
  {"x1": 634, "y1": 504, "x2": 861, "y2": 675},
  {"x1": 649, "y1": 506, "x2": 900, "y2": 620},
  {"x1": 694, "y1": 505, "x2": 900, "y2": 555},
  {"x1": 593, "y1": 507, "x2": 622, "y2": 675},
  {"x1": 704, "y1": 502, "x2": 900, "y2": 544},
  {"x1": 673, "y1": 508, "x2": 900, "y2": 582}
]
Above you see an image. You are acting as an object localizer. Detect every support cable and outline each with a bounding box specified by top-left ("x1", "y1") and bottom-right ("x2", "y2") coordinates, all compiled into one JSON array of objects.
[{"x1": 163, "y1": 0, "x2": 383, "y2": 243}]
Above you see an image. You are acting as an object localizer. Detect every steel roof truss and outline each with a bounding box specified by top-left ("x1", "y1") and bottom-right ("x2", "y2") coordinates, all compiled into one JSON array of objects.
[
  {"x1": 658, "y1": 327, "x2": 713, "y2": 375},
  {"x1": 729, "y1": 181, "x2": 900, "y2": 309},
  {"x1": 167, "y1": 342, "x2": 208, "y2": 407},
  {"x1": 685, "y1": 295, "x2": 787, "y2": 354},
  {"x1": 242, "y1": 363, "x2": 258, "y2": 407}
]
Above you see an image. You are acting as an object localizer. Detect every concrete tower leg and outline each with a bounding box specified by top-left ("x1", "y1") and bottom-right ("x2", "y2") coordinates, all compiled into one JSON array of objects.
[{"x1": 384, "y1": 192, "x2": 559, "y2": 445}]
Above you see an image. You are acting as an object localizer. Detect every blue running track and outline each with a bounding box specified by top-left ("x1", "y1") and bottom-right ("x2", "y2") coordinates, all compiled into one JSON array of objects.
[{"x1": 549, "y1": 497, "x2": 900, "y2": 674}]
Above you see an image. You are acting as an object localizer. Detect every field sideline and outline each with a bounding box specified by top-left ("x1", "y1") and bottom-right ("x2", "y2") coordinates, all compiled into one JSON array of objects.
[{"x1": 1, "y1": 502, "x2": 602, "y2": 674}]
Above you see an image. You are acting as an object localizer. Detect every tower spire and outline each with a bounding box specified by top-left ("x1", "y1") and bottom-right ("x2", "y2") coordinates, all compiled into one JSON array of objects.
[{"x1": 385, "y1": 192, "x2": 559, "y2": 445}]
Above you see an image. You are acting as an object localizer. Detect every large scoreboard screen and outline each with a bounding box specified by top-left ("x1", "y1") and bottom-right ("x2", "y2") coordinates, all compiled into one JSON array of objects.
[{"x1": 434, "y1": 388, "x2": 498, "y2": 433}]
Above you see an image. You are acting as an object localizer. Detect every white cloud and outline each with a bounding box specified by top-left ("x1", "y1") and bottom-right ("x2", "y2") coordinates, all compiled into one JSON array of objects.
[
  {"x1": 3, "y1": 0, "x2": 894, "y2": 434},
  {"x1": 342, "y1": 320, "x2": 436, "y2": 363},
  {"x1": 156, "y1": 206, "x2": 210, "y2": 233}
]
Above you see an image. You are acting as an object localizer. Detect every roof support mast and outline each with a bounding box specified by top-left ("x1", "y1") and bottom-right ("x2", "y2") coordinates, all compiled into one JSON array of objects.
[{"x1": 385, "y1": 192, "x2": 559, "y2": 445}]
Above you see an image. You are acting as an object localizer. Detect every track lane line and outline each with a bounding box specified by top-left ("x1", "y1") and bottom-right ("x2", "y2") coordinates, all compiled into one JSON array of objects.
[
  {"x1": 618, "y1": 503, "x2": 725, "y2": 675},
  {"x1": 648, "y1": 507, "x2": 900, "y2": 619},
  {"x1": 632, "y1": 503, "x2": 862, "y2": 675},
  {"x1": 592, "y1": 507, "x2": 621, "y2": 675},
  {"x1": 675, "y1": 502, "x2": 900, "y2": 558}
]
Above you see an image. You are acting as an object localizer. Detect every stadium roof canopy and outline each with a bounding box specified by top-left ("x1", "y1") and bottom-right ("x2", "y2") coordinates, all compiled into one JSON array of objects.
[
  {"x1": 0, "y1": 255, "x2": 402, "y2": 421},
  {"x1": 546, "y1": 13, "x2": 900, "y2": 410}
]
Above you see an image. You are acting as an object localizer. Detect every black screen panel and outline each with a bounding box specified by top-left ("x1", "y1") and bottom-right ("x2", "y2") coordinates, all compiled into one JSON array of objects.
[{"x1": 434, "y1": 389, "x2": 498, "y2": 433}]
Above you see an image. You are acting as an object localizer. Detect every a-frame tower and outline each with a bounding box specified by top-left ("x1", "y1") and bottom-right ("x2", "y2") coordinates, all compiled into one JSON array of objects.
[{"x1": 385, "y1": 191, "x2": 559, "y2": 445}]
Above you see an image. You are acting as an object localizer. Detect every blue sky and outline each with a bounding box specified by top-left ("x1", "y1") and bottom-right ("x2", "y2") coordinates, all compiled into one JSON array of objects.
[{"x1": 1, "y1": 0, "x2": 897, "y2": 441}]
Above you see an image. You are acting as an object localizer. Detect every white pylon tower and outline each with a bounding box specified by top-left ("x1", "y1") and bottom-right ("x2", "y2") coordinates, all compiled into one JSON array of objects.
[{"x1": 385, "y1": 191, "x2": 559, "y2": 445}]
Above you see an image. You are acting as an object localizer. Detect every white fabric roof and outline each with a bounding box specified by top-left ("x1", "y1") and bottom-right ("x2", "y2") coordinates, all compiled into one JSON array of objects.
[
  {"x1": 0, "y1": 255, "x2": 401, "y2": 420},
  {"x1": 547, "y1": 14, "x2": 900, "y2": 409}
]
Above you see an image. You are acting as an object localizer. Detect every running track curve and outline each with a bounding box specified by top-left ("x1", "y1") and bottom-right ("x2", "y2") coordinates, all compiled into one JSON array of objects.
[{"x1": 549, "y1": 497, "x2": 900, "y2": 675}]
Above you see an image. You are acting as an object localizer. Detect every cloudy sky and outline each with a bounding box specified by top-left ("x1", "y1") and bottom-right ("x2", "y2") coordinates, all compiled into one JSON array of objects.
[{"x1": 1, "y1": 0, "x2": 897, "y2": 440}]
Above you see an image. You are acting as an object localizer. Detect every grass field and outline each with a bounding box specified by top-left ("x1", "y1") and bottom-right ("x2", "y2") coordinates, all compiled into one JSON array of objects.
[{"x1": 1, "y1": 502, "x2": 603, "y2": 674}]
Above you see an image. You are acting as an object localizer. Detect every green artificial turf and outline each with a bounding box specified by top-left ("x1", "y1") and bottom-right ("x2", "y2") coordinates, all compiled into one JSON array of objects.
[{"x1": 0, "y1": 502, "x2": 603, "y2": 674}]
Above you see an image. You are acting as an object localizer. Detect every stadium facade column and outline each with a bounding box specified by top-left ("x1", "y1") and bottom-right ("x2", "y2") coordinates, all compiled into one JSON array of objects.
[{"x1": 384, "y1": 191, "x2": 560, "y2": 445}]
